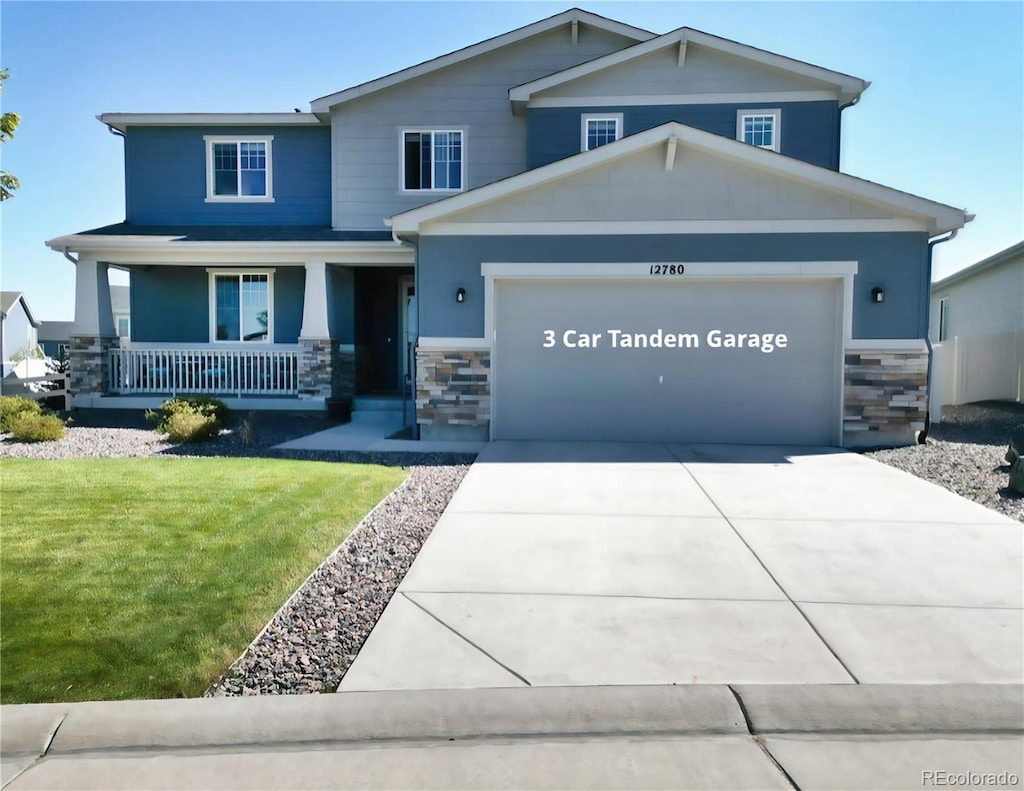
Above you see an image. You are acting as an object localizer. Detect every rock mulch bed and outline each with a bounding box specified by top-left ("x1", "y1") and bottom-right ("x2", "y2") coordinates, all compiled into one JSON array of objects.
[
  {"x1": 205, "y1": 463, "x2": 470, "y2": 696},
  {"x1": 865, "y1": 402, "x2": 1024, "y2": 523}
]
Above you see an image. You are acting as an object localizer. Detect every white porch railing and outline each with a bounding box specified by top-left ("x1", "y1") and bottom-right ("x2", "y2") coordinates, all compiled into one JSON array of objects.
[{"x1": 109, "y1": 346, "x2": 300, "y2": 396}]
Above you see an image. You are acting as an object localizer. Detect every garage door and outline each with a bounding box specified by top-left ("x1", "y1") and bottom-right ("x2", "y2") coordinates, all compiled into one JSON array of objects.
[{"x1": 493, "y1": 278, "x2": 841, "y2": 444}]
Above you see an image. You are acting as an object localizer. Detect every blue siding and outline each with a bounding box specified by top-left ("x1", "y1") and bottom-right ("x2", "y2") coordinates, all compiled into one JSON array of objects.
[
  {"x1": 125, "y1": 126, "x2": 331, "y2": 225},
  {"x1": 132, "y1": 266, "x2": 306, "y2": 343},
  {"x1": 417, "y1": 233, "x2": 929, "y2": 340},
  {"x1": 527, "y1": 102, "x2": 840, "y2": 170}
]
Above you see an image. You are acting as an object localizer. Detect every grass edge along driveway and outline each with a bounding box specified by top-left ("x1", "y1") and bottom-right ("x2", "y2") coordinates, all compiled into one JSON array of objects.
[{"x1": 1, "y1": 457, "x2": 407, "y2": 704}]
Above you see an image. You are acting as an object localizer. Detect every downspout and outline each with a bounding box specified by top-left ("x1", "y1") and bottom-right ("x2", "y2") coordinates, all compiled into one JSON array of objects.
[{"x1": 922, "y1": 227, "x2": 961, "y2": 442}]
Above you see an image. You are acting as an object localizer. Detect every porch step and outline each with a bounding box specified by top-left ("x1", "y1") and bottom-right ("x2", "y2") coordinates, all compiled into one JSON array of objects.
[{"x1": 350, "y1": 396, "x2": 413, "y2": 426}]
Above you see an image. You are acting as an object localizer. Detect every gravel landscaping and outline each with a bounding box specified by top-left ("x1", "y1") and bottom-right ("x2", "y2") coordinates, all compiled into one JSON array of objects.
[
  {"x1": 204, "y1": 463, "x2": 470, "y2": 696},
  {"x1": 865, "y1": 401, "x2": 1024, "y2": 523}
]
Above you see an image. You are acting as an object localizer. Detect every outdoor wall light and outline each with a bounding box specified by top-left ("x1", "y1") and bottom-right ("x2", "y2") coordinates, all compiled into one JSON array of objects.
[
  {"x1": 456, "y1": 287, "x2": 466, "y2": 303},
  {"x1": 871, "y1": 287, "x2": 885, "y2": 304}
]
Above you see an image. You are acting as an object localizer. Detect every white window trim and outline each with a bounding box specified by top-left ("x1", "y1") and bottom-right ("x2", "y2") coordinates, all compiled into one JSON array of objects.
[
  {"x1": 399, "y1": 128, "x2": 467, "y2": 194},
  {"x1": 204, "y1": 135, "x2": 275, "y2": 203},
  {"x1": 736, "y1": 109, "x2": 781, "y2": 152},
  {"x1": 581, "y1": 113, "x2": 623, "y2": 151},
  {"x1": 207, "y1": 268, "x2": 276, "y2": 344},
  {"x1": 938, "y1": 296, "x2": 950, "y2": 342}
]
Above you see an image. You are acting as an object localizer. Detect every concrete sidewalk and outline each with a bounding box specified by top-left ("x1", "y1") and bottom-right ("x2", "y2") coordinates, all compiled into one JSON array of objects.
[
  {"x1": 4, "y1": 685, "x2": 1022, "y2": 790},
  {"x1": 341, "y1": 441, "x2": 1023, "y2": 692}
]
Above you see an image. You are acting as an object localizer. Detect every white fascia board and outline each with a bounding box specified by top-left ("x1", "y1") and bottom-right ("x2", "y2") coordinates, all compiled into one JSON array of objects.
[
  {"x1": 509, "y1": 27, "x2": 868, "y2": 104},
  {"x1": 421, "y1": 219, "x2": 930, "y2": 236},
  {"x1": 99, "y1": 114, "x2": 324, "y2": 132},
  {"x1": 44, "y1": 236, "x2": 413, "y2": 266},
  {"x1": 310, "y1": 9, "x2": 654, "y2": 113},
  {"x1": 480, "y1": 261, "x2": 858, "y2": 278},
  {"x1": 528, "y1": 90, "x2": 839, "y2": 108},
  {"x1": 391, "y1": 121, "x2": 968, "y2": 235}
]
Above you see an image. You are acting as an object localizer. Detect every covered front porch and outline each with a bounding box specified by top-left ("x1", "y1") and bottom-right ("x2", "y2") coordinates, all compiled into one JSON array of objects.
[{"x1": 45, "y1": 225, "x2": 416, "y2": 411}]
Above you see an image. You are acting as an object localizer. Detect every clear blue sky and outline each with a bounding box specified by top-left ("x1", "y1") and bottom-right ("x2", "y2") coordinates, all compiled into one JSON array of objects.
[{"x1": 1, "y1": 1, "x2": 1021, "y2": 320}]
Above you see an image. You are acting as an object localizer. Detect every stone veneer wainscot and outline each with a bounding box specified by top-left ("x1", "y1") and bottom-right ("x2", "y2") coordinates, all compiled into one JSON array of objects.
[
  {"x1": 416, "y1": 348, "x2": 490, "y2": 440},
  {"x1": 69, "y1": 335, "x2": 119, "y2": 401},
  {"x1": 843, "y1": 348, "x2": 928, "y2": 449},
  {"x1": 298, "y1": 339, "x2": 354, "y2": 401}
]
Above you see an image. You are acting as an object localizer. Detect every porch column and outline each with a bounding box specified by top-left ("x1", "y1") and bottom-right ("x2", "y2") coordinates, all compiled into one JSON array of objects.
[
  {"x1": 69, "y1": 257, "x2": 118, "y2": 405},
  {"x1": 297, "y1": 260, "x2": 353, "y2": 404},
  {"x1": 299, "y1": 260, "x2": 330, "y2": 339}
]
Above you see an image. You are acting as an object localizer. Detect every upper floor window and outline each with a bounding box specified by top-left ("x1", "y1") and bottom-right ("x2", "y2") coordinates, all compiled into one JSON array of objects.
[
  {"x1": 737, "y1": 110, "x2": 780, "y2": 152},
  {"x1": 204, "y1": 136, "x2": 274, "y2": 202},
  {"x1": 402, "y1": 130, "x2": 463, "y2": 192},
  {"x1": 208, "y1": 270, "x2": 274, "y2": 342},
  {"x1": 581, "y1": 113, "x2": 623, "y2": 151}
]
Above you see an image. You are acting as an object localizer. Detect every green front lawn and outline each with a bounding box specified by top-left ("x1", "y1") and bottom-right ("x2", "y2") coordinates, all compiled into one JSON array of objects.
[{"x1": 0, "y1": 457, "x2": 407, "y2": 703}]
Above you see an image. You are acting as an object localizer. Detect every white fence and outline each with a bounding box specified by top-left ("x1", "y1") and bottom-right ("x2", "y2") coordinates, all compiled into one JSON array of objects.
[
  {"x1": 930, "y1": 329, "x2": 1024, "y2": 421},
  {"x1": 109, "y1": 346, "x2": 299, "y2": 397},
  {"x1": 0, "y1": 373, "x2": 70, "y2": 410}
]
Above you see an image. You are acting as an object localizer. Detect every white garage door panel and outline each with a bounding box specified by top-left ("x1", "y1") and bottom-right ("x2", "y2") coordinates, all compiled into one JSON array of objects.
[{"x1": 494, "y1": 278, "x2": 841, "y2": 444}]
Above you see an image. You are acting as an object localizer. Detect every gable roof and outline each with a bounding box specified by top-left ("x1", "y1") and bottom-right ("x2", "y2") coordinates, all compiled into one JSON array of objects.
[
  {"x1": 509, "y1": 26, "x2": 869, "y2": 108},
  {"x1": 932, "y1": 240, "x2": 1024, "y2": 290},
  {"x1": 0, "y1": 292, "x2": 39, "y2": 326},
  {"x1": 389, "y1": 122, "x2": 969, "y2": 236},
  {"x1": 309, "y1": 8, "x2": 654, "y2": 113}
]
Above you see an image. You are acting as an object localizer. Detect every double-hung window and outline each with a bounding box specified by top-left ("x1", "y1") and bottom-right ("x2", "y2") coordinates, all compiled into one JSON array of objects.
[
  {"x1": 736, "y1": 110, "x2": 780, "y2": 152},
  {"x1": 205, "y1": 136, "x2": 274, "y2": 201},
  {"x1": 581, "y1": 113, "x2": 623, "y2": 151},
  {"x1": 209, "y1": 270, "x2": 274, "y2": 342},
  {"x1": 402, "y1": 130, "x2": 463, "y2": 191}
]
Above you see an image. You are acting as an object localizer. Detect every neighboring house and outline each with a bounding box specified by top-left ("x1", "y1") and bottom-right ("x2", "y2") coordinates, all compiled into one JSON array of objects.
[
  {"x1": 1, "y1": 291, "x2": 44, "y2": 383},
  {"x1": 38, "y1": 285, "x2": 131, "y2": 359},
  {"x1": 929, "y1": 240, "x2": 1024, "y2": 409},
  {"x1": 1, "y1": 291, "x2": 41, "y2": 363},
  {"x1": 45, "y1": 8, "x2": 972, "y2": 447}
]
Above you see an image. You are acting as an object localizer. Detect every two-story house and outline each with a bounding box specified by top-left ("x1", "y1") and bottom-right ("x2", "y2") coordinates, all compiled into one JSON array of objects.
[{"x1": 45, "y1": 8, "x2": 971, "y2": 448}]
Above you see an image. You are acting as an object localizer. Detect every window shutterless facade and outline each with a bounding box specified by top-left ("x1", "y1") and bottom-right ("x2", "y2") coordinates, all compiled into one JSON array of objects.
[
  {"x1": 204, "y1": 136, "x2": 274, "y2": 202},
  {"x1": 938, "y1": 296, "x2": 950, "y2": 342},
  {"x1": 208, "y1": 270, "x2": 274, "y2": 342},
  {"x1": 736, "y1": 109, "x2": 781, "y2": 152},
  {"x1": 401, "y1": 130, "x2": 464, "y2": 191},
  {"x1": 581, "y1": 113, "x2": 623, "y2": 151}
]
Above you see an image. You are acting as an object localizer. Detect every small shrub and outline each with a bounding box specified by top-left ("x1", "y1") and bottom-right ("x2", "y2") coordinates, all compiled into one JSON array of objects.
[
  {"x1": 237, "y1": 417, "x2": 256, "y2": 447},
  {"x1": 148, "y1": 396, "x2": 229, "y2": 443},
  {"x1": 0, "y1": 396, "x2": 42, "y2": 433},
  {"x1": 9, "y1": 412, "x2": 66, "y2": 443},
  {"x1": 164, "y1": 410, "x2": 220, "y2": 444}
]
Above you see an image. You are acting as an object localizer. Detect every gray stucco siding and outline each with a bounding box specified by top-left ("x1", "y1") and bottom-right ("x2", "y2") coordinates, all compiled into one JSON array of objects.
[
  {"x1": 416, "y1": 232, "x2": 929, "y2": 340},
  {"x1": 527, "y1": 101, "x2": 840, "y2": 170},
  {"x1": 125, "y1": 126, "x2": 331, "y2": 225},
  {"x1": 330, "y1": 24, "x2": 639, "y2": 229},
  {"x1": 131, "y1": 266, "x2": 306, "y2": 344}
]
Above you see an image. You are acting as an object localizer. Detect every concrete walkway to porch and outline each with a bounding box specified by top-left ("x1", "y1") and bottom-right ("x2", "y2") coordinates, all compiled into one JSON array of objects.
[{"x1": 274, "y1": 421, "x2": 486, "y2": 454}]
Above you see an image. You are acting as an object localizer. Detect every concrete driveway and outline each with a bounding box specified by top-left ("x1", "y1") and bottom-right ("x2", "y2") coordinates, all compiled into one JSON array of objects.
[{"x1": 340, "y1": 442, "x2": 1023, "y2": 691}]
